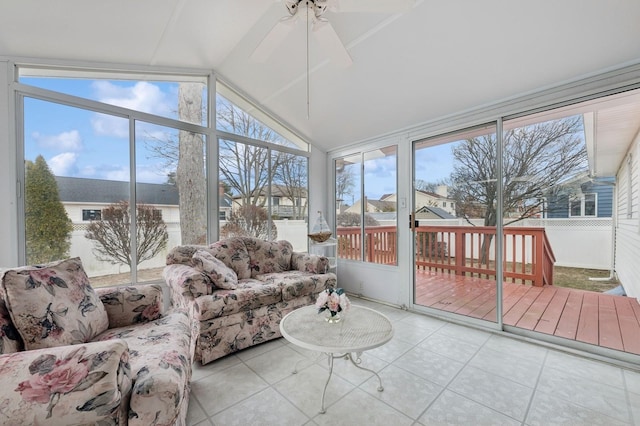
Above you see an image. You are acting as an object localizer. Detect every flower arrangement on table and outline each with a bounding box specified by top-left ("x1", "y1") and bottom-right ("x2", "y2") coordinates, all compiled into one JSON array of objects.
[{"x1": 315, "y1": 287, "x2": 351, "y2": 323}]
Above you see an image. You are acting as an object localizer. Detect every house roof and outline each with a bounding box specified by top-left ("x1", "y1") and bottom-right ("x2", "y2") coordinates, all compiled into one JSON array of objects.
[
  {"x1": 415, "y1": 206, "x2": 456, "y2": 219},
  {"x1": 3, "y1": 2, "x2": 640, "y2": 153},
  {"x1": 56, "y1": 176, "x2": 179, "y2": 206}
]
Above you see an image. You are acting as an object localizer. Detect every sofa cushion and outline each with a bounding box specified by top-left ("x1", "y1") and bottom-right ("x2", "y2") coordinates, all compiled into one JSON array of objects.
[
  {"x1": 0, "y1": 339, "x2": 132, "y2": 425},
  {"x1": 192, "y1": 249, "x2": 238, "y2": 290},
  {"x1": 208, "y1": 237, "x2": 251, "y2": 279},
  {"x1": 92, "y1": 309, "x2": 192, "y2": 426},
  {"x1": 0, "y1": 286, "x2": 23, "y2": 354},
  {"x1": 257, "y1": 271, "x2": 337, "y2": 301},
  {"x1": 97, "y1": 284, "x2": 164, "y2": 329},
  {"x1": 166, "y1": 244, "x2": 209, "y2": 266},
  {"x1": 1, "y1": 258, "x2": 109, "y2": 350},
  {"x1": 196, "y1": 279, "x2": 282, "y2": 321},
  {"x1": 243, "y1": 238, "x2": 294, "y2": 278}
]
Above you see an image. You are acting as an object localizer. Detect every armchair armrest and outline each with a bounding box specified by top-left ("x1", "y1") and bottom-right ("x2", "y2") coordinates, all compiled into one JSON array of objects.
[
  {"x1": 291, "y1": 252, "x2": 330, "y2": 274},
  {"x1": 96, "y1": 284, "x2": 164, "y2": 329},
  {"x1": 162, "y1": 264, "x2": 205, "y2": 322},
  {"x1": 0, "y1": 339, "x2": 132, "y2": 425}
]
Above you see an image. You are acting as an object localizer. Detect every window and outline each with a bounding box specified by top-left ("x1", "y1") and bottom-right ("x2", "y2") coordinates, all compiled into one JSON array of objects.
[
  {"x1": 19, "y1": 68, "x2": 209, "y2": 287},
  {"x1": 335, "y1": 146, "x2": 397, "y2": 265},
  {"x1": 569, "y1": 193, "x2": 597, "y2": 217},
  {"x1": 216, "y1": 88, "x2": 309, "y2": 251},
  {"x1": 82, "y1": 210, "x2": 101, "y2": 221}
]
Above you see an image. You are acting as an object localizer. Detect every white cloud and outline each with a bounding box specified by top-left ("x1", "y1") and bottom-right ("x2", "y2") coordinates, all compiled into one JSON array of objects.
[
  {"x1": 48, "y1": 152, "x2": 78, "y2": 176},
  {"x1": 90, "y1": 81, "x2": 175, "y2": 138},
  {"x1": 32, "y1": 130, "x2": 83, "y2": 151}
]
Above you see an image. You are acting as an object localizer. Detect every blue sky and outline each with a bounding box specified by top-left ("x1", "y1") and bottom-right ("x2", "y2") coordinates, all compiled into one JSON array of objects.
[
  {"x1": 22, "y1": 77, "x2": 180, "y2": 184},
  {"x1": 22, "y1": 76, "x2": 457, "y2": 197}
]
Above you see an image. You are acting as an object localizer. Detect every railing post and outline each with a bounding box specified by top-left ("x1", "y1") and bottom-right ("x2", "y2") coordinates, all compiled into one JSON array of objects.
[
  {"x1": 455, "y1": 229, "x2": 465, "y2": 276},
  {"x1": 533, "y1": 230, "x2": 544, "y2": 287}
]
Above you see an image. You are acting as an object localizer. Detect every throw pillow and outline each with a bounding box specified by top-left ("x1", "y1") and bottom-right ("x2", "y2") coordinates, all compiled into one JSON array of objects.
[
  {"x1": 1, "y1": 257, "x2": 109, "y2": 350},
  {"x1": 192, "y1": 249, "x2": 238, "y2": 290}
]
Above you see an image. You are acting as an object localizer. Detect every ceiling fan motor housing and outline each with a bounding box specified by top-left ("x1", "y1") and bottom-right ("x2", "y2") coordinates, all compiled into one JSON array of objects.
[{"x1": 285, "y1": 0, "x2": 328, "y2": 18}]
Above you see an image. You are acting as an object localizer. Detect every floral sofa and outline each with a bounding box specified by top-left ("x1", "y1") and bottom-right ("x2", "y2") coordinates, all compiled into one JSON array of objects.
[
  {"x1": 163, "y1": 236, "x2": 337, "y2": 365},
  {"x1": 0, "y1": 257, "x2": 195, "y2": 426}
]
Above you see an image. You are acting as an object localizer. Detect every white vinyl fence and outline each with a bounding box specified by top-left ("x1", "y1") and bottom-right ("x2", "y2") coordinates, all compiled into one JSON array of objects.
[
  {"x1": 417, "y1": 217, "x2": 613, "y2": 270},
  {"x1": 70, "y1": 219, "x2": 309, "y2": 278}
]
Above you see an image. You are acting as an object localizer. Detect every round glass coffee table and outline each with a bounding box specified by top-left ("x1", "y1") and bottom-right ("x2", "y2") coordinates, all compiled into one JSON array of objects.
[{"x1": 280, "y1": 304, "x2": 394, "y2": 414}]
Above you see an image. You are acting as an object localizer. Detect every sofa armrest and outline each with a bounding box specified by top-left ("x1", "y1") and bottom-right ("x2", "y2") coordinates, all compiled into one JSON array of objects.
[
  {"x1": 0, "y1": 339, "x2": 132, "y2": 425},
  {"x1": 291, "y1": 252, "x2": 330, "y2": 274},
  {"x1": 96, "y1": 284, "x2": 164, "y2": 329}
]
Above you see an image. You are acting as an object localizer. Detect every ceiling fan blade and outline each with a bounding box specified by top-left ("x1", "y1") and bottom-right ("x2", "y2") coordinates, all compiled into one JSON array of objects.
[
  {"x1": 250, "y1": 16, "x2": 297, "y2": 63},
  {"x1": 330, "y1": 0, "x2": 415, "y2": 13},
  {"x1": 312, "y1": 19, "x2": 353, "y2": 67}
]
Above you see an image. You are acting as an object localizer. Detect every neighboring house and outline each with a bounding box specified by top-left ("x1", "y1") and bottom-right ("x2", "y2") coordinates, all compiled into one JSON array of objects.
[
  {"x1": 231, "y1": 184, "x2": 308, "y2": 219},
  {"x1": 362, "y1": 187, "x2": 457, "y2": 217},
  {"x1": 544, "y1": 174, "x2": 614, "y2": 218},
  {"x1": 55, "y1": 176, "x2": 180, "y2": 224},
  {"x1": 415, "y1": 205, "x2": 457, "y2": 220},
  {"x1": 584, "y1": 103, "x2": 640, "y2": 300},
  {"x1": 345, "y1": 198, "x2": 395, "y2": 214},
  {"x1": 412, "y1": 189, "x2": 456, "y2": 216}
]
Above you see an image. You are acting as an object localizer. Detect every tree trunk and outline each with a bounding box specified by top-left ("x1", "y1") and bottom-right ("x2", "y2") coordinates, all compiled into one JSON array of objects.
[{"x1": 177, "y1": 83, "x2": 207, "y2": 245}]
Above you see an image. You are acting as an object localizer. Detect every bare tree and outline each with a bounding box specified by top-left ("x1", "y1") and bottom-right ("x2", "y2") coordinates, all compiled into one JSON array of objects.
[
  {"x1": 85, "y1": 201, "x2": 168, "y2": 267},
  {"x1": 146, "y1": 87, "x2": 306, "y2": 241},
  {"x1": 449, "y1": 116, "x2": 587, "y2": 227},
  {"x1": 273, "y1": 153, "x2": 308, "y2": 219},
  {"x1": 220, "y1": 204, "x2": 277, "y2": 240},
  {"x1": 177, "y1": 83, "x2": 207, "y2": 244},
  {"x1": 335, "y1": 161, "x2": 355, "y2": 209}
]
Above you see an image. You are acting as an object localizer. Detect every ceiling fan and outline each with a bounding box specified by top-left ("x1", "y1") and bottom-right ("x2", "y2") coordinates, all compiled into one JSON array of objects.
[{"x1": 250, "y1": 0, "x2": 415, "y2": 67}]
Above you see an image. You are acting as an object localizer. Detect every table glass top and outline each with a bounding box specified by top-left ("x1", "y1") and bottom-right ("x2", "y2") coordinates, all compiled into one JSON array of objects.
[{"x1": 280, "y1": 305, "x2": 394, "y2": 353}]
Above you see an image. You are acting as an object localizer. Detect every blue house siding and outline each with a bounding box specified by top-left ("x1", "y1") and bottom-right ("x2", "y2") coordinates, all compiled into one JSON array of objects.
[{"x1": 545, "y1": 178, "x2": 613, "y2": 218}]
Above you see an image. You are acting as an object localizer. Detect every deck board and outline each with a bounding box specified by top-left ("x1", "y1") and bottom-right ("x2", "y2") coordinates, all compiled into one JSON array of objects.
[
  {"x1": 614, "y1": 297, "x2": 640, "y2": 354},
  {"x1": 576, "y1": 293, "x2": 599, "y2": 345},
  {"x1": 534, "y1": 287, "x2": 570, "y2": 335},
  {"x1": 503, "y1": 286, "x2": 544, "y2": 326},
  {"x1": 554, "y1": 291, "x2": 584, "y2": 340},
  {"x1": 516, "y1": 286, "x2": 557, "y2": 330},
  {"x1": 598, "y1": 295, "x2": 623, "y2": 351},
  {"x1": 414, "y1": 270, "x2": 640, "y2": 356}
]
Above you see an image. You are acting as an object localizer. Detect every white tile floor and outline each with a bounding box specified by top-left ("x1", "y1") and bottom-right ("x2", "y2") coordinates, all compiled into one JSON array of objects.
[{"x1": 187, "y1": 298, "x2": 640, "y2": 426}]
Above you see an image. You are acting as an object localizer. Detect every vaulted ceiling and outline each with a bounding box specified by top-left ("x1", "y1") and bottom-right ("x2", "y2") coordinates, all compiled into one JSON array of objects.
[{"x1": 2, "y1": 0, "x2": 640, "y2": 152}]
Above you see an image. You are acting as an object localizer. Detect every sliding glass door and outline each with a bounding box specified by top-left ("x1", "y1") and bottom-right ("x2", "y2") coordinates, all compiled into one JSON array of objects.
[{"x1": 412, "y1": 123, "x2": 499, "y2": 324}]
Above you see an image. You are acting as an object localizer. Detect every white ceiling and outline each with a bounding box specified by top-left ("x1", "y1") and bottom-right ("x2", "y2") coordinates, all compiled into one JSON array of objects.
[{"x1": 2, "y1": 0, "x2": 640, "y2": 154}]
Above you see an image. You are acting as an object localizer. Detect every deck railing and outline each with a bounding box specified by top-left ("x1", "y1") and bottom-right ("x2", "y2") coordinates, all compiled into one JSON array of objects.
[
  {"x1": 336, "y1": 226, "x2": 398, "y2": 265},
  {"x1": 337, "y1": 225, "x2": 555, "y2": 286}
]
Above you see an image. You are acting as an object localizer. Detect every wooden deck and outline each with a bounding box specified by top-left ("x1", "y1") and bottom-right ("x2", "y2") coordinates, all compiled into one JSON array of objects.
[{"x1": 415, "y1": 270, "x2": 640, "y2": 355}]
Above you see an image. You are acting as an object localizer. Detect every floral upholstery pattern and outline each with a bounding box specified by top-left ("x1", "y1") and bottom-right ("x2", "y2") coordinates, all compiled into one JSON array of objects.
[
  {"x1": 207, "y1": 237, "x2": 252, "y2": 279},
  {"x1": 164, "y1": 237, "x2": 337, "y2": 364},
  {"x1": 93, "y1": 309, "x2": 192, "y2": 426},
  {"x1": 0, "y1": 339, "x2": 132, "y2": 425},
  {"x1": 0, "y1": 286, "x2": 22, "y2": 354},
  {"x1": 0, "y1": 259, "x2": 195, "y2": 426},
  {"x1": 258, "y1": 271, "x2": 336, "y2": 301},
  {"x1": 291, "y1": 252, "x2": 330, "y2": 274},
  {"x1": 196, "y1": 280, "x2": 282, "y2": 321},
  {"x1": 242, "y1": 238, "x2": 293, "y2": 277},
  {"x1": 196, "y1": 295, "x2": 316, "y2": 365},
  {"x1": 1, "y1": 257, "x2": 109, "y2": 350},
  {"x1": 96, "y1": 284, "x2": 164, "y2": 329},
  {"x1": 192, "y1": 249, "x2": 238, "y2": 290}
]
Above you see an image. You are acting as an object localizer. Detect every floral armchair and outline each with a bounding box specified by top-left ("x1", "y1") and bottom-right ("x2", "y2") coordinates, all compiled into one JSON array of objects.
[{"x1": 0, "y1": 257, "x2": 195, "y2": 426}]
